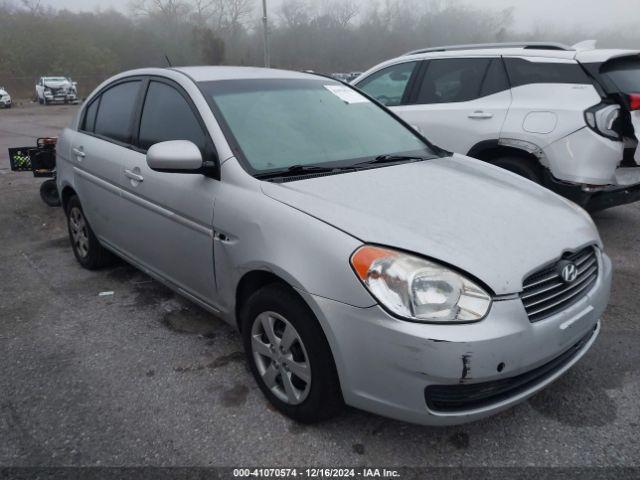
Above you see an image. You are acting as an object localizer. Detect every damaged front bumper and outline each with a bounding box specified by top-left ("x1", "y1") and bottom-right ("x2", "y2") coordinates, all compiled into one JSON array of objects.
[
  {"x1": 44, "y1": 92, "x2": 78, "y2": 104},
  {"x1": 300, "y1": 252, "x2": 612, "y2": 426}
]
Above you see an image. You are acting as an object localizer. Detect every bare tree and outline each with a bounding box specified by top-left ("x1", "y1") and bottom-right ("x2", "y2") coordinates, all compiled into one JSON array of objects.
[
  {"x1": 21, "y1": 0, "x2": 42, "y2": 15},
  {"x1": 129, "y1": 0, "x2": 191, "y2": 18},
  {"x1": 279, "y1": 0, "x2": 311, "y2": 29},
  {"x1": 226, "y1": 0, "x2": 253, "y2": 26},
  {"x1": 326, "y1": 0, "x2": 359, "y2": 28},
  {"x1": 190, "y1": 0, "x2": 217, "y2": 26}
]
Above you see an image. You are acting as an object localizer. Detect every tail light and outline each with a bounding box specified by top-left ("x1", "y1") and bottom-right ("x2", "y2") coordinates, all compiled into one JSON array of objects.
[
  {"x1": 584, "y1": 103, "x2": 622, "y2": 141},
  {"x1": 628, "y1": 93, "x2": 640, "y2": 111}
]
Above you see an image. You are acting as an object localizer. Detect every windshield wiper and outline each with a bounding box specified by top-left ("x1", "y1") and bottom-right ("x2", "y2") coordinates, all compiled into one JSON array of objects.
[
  {"x1": 254, "y1": 164, "x2": 355, "y2": 180},
  {"x1": 354, "y1": 154, "x2": 429, "y2": 167}
]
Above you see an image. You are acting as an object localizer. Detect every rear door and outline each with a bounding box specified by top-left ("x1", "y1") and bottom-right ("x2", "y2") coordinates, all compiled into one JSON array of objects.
[
  {"x1": 70, "y1": 79, "x2": 143, "y2": 250},
  {"x1": 390, "y1": 57, "x2": 511, "y2": 154},
  {"x1": 117, "y1": 77, "x2": 219, "y2": 306}
]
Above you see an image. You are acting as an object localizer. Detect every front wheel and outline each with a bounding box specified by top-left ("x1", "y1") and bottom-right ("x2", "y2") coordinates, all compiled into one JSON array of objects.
[
  {"x1": 241, "y1": 283, "x2": 343, "y2": 423},
  {"x1": 65, "y1": 196, "x2": 114, "y2": 269}
]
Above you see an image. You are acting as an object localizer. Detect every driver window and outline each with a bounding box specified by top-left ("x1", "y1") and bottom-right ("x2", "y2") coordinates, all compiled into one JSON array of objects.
[{"x1": 357, "y1": 62, "x2": 417, "y2": 107}]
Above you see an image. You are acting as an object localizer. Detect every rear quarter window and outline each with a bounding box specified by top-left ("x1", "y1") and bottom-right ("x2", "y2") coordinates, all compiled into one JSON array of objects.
[
  {"x1": 505, "y1": 58, "x2": 592, "y2": 87},
  {"x1": 82, "y1": 97, "x2": 100, "y2": 133}
]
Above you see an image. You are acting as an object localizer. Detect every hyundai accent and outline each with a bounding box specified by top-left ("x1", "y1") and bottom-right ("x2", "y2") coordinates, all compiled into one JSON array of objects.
[{"x1": 56, "y1": 67, "x2": 611, "y2": 425}]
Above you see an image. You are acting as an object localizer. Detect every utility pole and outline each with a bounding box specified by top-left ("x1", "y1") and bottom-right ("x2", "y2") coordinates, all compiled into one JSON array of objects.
[{"x1": 262, "y1": 0, "x2": 271, "y2": 68}]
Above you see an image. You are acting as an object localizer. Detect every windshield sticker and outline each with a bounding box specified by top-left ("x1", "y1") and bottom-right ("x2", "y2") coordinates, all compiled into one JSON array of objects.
[{"x1": 324, "y1": 85, "x2": 369, "y2": 104}]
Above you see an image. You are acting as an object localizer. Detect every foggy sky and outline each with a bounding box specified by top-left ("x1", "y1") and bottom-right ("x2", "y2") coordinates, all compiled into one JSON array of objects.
[{"x1": 41, "y1": 0, "x2": 638, "y2": 32}]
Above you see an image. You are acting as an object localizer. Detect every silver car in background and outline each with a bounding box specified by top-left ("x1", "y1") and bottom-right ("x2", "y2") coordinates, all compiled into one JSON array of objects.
[{"x1": 56, "y1": 67, "x2": 611, "y2": 425}]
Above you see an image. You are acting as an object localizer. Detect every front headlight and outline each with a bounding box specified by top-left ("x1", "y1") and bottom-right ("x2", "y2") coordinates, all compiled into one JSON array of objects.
[{"x1": 350, "y1": 245, "x2": 492, "y2": 323}]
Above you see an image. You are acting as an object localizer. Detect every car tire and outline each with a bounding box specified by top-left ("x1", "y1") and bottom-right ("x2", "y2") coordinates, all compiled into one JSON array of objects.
[
  {"x1": 39, "y1": 179, "x2": 61, "y2": 207},
  {"x1": 491, "y1": 156, "x2": 542, "y2": 184},
  {"x1": 65, "y1": 196, "x2": 114, "y2": 270},
  {"x1": 240, "y1": 283, "x2": 343, "y2": 423}
]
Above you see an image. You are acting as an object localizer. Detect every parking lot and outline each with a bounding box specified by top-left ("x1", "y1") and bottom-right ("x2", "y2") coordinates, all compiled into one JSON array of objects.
[{"x1": 0, "y1": 103, "x2": 639, "y2": 467}]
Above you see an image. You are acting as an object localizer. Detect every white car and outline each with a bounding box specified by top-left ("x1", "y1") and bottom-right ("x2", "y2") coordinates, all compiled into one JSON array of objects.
[
  {"x1": 353, "y1": 41, "x2": 640, "y2": 211},
  {"x1": 35, "y1": 76, "x2": 79, "y2": 105},
  {"x1": 0, "y1": 87, "x2": 11, "y2": 108}
]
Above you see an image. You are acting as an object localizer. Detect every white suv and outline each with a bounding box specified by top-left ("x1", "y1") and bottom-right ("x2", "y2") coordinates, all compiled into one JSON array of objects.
[{"x1": 354, "y1": 42, "x2": 640, "y2": 211}]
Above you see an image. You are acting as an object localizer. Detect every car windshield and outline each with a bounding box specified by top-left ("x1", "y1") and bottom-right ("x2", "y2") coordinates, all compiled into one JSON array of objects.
[
  {"x1": 200, "y1": 78, "x2": 438, "y2": 176},
  {"x1": 601, "y1": 56, "x2": 640, "y2": 93},
  {"x1": 44, "y1": 77, "x2": 67, "y2": 82}
]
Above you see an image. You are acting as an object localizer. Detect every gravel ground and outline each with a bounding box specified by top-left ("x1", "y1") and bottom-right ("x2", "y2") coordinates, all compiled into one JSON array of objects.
[{"x1": 0, "y1": 103, "x2": 638, "y2": 468}]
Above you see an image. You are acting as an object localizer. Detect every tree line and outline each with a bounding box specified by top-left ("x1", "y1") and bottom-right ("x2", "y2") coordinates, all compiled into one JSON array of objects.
[{"x1": 0, "y1": 0, "x2": 638, "y2": 98}]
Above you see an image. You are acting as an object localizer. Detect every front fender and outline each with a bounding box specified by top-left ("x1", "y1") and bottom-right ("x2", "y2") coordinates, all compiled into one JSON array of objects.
[{"x1": 211, "y1": 181, "x2": 376, "y2": 322}]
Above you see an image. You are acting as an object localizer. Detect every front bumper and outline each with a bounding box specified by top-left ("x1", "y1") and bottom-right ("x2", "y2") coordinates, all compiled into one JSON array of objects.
[
  {"x1": 300, "y1": 252, "x2": 612, "y2": 426},
  {"x1": 44, "y1": 93, "x2": 78, "y2": 103}
]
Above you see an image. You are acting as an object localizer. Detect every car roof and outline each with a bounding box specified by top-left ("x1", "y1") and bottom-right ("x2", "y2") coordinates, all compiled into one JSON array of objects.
[
  {"x1": 172, "y1": 66, "x2": 322, "y2": 82},
  {"x1": 575, "y1": 49, "x2": 640, "y2": 63},
  {"x1": 401, "y1": 47, "x2": 577, "y2": 61},
  {"x1": 393, "y1": 44, "x2": 640, "y2": 64}
]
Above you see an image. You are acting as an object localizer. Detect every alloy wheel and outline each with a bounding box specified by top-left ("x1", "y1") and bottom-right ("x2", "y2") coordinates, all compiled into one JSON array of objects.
[
  {"x1": 250, "y1": 311, "x2": 312, "y2": 405},
  {"x1": 69, "y1": 206, "x2": 89, "y2": 258}
]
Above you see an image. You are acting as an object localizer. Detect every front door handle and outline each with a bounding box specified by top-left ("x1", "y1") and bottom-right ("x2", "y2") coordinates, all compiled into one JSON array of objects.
[
  {"x1": 72, "y1": 147, "x2": 85, "y2": 159},
  {"x1": 124, "y1": 169, "x2": 144, "y2": 183},
  {"x1": 468, "y1": 111, "x2": 494, "y2": 119}
]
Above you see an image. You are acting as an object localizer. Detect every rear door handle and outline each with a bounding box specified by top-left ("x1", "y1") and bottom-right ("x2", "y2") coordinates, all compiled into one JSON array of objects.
[
  {"x1": 468, "y1": 111, "x2": 494, "y2": 119},
  {"x1": 72, "y1": 147, "x2": 85, "y2": 159},
  {"x1": 124, "y1": 169, "x2": 144, "y2": 182}
]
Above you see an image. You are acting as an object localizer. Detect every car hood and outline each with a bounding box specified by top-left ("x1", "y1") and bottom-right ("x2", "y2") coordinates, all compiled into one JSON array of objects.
[
  {"x1": 43, "y1": 80, "x2": 72, "y2": 88},
  {"x1": 261, "y1": 154, "x2": 601, "y2": 295}
]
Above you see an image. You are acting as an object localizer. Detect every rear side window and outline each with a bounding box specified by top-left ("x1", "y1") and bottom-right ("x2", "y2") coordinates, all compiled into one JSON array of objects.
[
  {"x1": 357, "y1": 62, "x2": 417, "y2": 106},
  {"x1": 82, "y1": 97, "x2": 100, "y2": 133},
  {"x1": 505, "y1": 58, "x2": 591, "y2": 87},
  {"x1": 416, "y1": 58, "x2": 493, "y2": 104},
  {"x1": 138, "y1": 81, "x2": 208, "y2": 152},
  {"x1": 601, "y1": 56, "x2": 640, "y2": 94},
  {"x1": 94, "y1": 81, "x2": 141, "y2": 144}
]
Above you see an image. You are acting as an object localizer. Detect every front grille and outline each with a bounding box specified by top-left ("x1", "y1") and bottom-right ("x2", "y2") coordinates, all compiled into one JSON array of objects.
[
  {"x1": 424, "y1": 326, "x2": 596, "y2": 413},
  {"x1": 520, "y1": 246, "x2": 598, "y2": 322}
]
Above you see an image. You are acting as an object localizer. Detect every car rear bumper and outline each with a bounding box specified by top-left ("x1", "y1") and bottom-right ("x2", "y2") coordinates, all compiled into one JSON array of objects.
[
  {"x1": 543, "y1": 127, "x2": 625, "y2": 185},
  {"x1": 544, "y1": 171, "x2": 640, "y2": 211},
  {"x1": 584, "y1": 181, "x2": 640, "y2": 211},
  {"x1": 299, "y1": 252, "x2": 611, "y2": 426}
]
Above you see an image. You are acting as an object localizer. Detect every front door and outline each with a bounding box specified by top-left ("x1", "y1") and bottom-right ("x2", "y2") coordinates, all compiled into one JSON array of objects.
[{"x1": 116, "y1": 78, "x2": 219, "y2": 306}]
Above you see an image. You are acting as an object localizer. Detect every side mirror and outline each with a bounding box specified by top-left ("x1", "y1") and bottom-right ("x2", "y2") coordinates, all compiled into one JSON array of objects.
[{"x1": 146, "y1": 140, "x2": 203, "y2": 173}]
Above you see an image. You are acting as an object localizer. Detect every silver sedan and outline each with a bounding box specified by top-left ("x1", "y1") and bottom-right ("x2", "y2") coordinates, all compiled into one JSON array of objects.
[{"x1": 56, "y1": 66, "x2": 611, "y2": 425}]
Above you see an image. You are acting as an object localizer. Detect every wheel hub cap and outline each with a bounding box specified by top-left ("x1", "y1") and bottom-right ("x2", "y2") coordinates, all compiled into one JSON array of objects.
[
  {"x1": 69, "y1": 207, "x2": 89, "y2": 258},
  {"x1": 251, "y1": 311, "x2": 311, "y2": 405}
]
